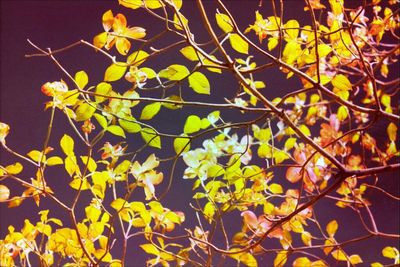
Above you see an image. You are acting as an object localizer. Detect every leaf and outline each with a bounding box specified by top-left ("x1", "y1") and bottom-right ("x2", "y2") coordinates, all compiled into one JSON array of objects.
[
  {"x1": 107, "y1": 125, "x2": 126, "y2": 138},
  {"x1": 293, "y1": 257, "x2": 311, "y2": 267},
  {"x1": 158, "y1": 64, "x2": 189, "y2": 81},
  {"x1": 216, "y1": 13, "x2": 233, "y2": 33},
  {"x1": 269, "y1": 183, "x2": 283, "y2": 194},
  {"x1": 268, "y1": 37, "x2": 278, "y2": 51},
  {"x1": 74, "y1": 70, "x2": 88, "y2": 89},
  {"x1": 118, "y1": 0, "x2": 142, "y2": 9},
  {"x1": 140, "y1": 244, "x2": 160, "y2": 255},
  {"x1": 127, "y1": 50, "x2": 149, "y2": 66},
  {"x1": 349, "y1": 254, "x2": 363, "y2": 265},
  {"x1": 387, "y1": 123, "x2": 397, "y2": 142},
  {"x1": 143, "y1": 0, "x2": 163, "y2": 9},
  {"x1": 0, "y1": 185, "x2": 10, "y2": 202},
  {"x1": 93, "y1": 113, "x2": 108, "y2": 129},
  {"x1": 69, "y1": 178, "x2": 90, "y2": 190},
  {"x1": 140, "y1": 102, "x2": 161, "y2": 120},
  {"x1": 337, "y1": 106, "x2": 348, "y2": 121},
  {"x1": 95, "y1": 82, "x2": 112, "y2": 103},
  {"x1": 301, "y1": 231, "x2": 312, "y2": 246},
  {"x1": 331, "y1": 249, "x2": 347, "y2": 261},
  {"x1": 93, "y1": 32, "x2": 108, "y2": 49},
  {"x1": 188, "y1": 72, "x2": 210, "y2": 95},
  {"x1": 332, "y1": 74, "x2": 352, "y2": 91},
  {"x1": 180, "y1": 46, "x2": 200, "y2": 61},
  {"x1": 80, "y1": 156, "x2": 97, "y2": 172},
  {"x1": 104, "y1": 63, "x2": 127, "y2": 82},
  {"x1": 75, "y1": 103, "x2": 96, "y2": 122},
  {"x1": 183, "y1": 115, "x2": 201, "y2": 134},
  {"x1": 0, "y1": 122, "x2": 10, "y2": 144},
  {"x1": 173, "y1": 12, "x2": 188, "y2": 31},
  {"x1": 174, "y1": 136, "x2": 191, "y2": 154},
  {"x1": 46, "y1": 157, "x2": 63, "y2": 166},
  {"x1": 119, "y1": 119, "x2": 141, "y2": 133},
  {"x1": 382, "y1": 246, "x2": 398, "y2": 259},
  {"x1": 229, "y1": 33, "x2": 249, "y2": 54},
  {"x1": 274, "y1": 251, "x2": 288, "y2": 267},
  {"x1": 141, "y1": 128, "x2": 161, "y2": 148},
  {"x1": 285, "y1": 19, "x2": 299, "y2": 40},
  {"x1": 326, "y1": 220, "x2": 338, "y2": 237},
  {"x1": 5, "y1": 162, "x2": 23, "y2": 175},
  {"x1": 27, "y1": 150, "x2": 43, "y2": 162},
  {"x1": 60, "y1": 134, "x2": 74, "y2": 156}
]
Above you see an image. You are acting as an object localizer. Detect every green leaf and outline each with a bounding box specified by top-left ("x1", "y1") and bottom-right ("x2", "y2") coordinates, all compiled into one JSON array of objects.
[
  {"x1": 107, "y1": 125, "x2": 126, "y2": 138},
  {"x1": 74, "y1": 70, "x2": 88, "y2": 89},
  {"x1": 93, "y1": 113, "x2": 108, "y2": 129},
  {"x1": 180, "y1": 46, "x2": 200, "y2": 61},
  {"x1": 188, "y1": 72, "x2": 210, "y2": 95},
  {"x1": 140, "y1": 102, "x2": 161, "y2": 120},
  {"x1": 60, "y1": 134, "x2": 74, "y2": 156},
  {"x1": 95, "y1": 82, "x2": 112, "y2": 103},
  {"x1": 158, "y1": 64, "x2": 189, "y2": 81},
  {"x1": 216, "y1": 13, "x2": 233, "y2": 33},
  {"x1": 119, "y1": 119, "x2": 141, "y2": 133},
  {"x1": 229, "y1": 33, "x2": 248, "y2": 54},
  {"x1": 104, "y1": 63, "x2": 127, "y2": 82},
  {"x1": 141, "y1": 128, "x2": 161, "y2": 148},
  {"x1": 174, "y1": 136, "x2": 191, "y2": 154},
  {"x1": 75, "y1": 103, "x2": 96, "y2": 122},
  {"x1": 183, "y1": 115, "x2": 201, "y2": 134}
]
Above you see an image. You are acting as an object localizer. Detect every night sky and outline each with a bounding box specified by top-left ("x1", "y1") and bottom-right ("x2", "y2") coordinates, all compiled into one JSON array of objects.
[{"x1": 1, "y1": 1, "x2": 399, "y2": 266}]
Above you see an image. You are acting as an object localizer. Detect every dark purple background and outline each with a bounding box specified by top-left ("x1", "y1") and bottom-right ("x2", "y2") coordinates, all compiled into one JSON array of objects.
[{"x1": 1, "y1": 1, "x2": 399, "y2": 266}]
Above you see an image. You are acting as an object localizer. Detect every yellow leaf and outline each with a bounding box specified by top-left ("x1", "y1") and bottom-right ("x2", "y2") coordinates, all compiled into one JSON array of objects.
[
  {"x1": 293, "y1": 257, "x2": 311, "y2": 267},
  {"x1": 107, "y1": 125, "x2": 126, "y2": 138},
  {"x1": 337, "y1": 106, "x2": 348, "y2": 121},
  {"x1": 180, "y1": 46, "x2": 200, "y2": 61},
  {"x1": 188, "y1": 72, "x2": 210, "y2": 95},
  {"x1": 184, "y1": 115, "x2": 201, "y2": 134},
  {"x1": 140, "y1": 102, "x2": 161, "y2": 120},
  {"x1": 60, "y1": 134, "x2": 74, "y2": 156},
  {"x1": 0, "y1": 122, "x2": 10, "y2": 144},
  {"x1": 387, "y1": 122, "x2": 397, "y2": 142},
  {"x1": 80, "y1": 156, "x2": 97, "y2": 172},
  {"x1": 141, "y1": 128, "x2": 161, "y2": 148},
  {"x1": 119, "y1": 119, "x2": 141, "y2": 133},
  {"x1": 75, "y1": 103, "x2": 96, "y2": 122},
  {"x1": 74, "y1": 70, "x2": 88, "y2": 89},
  {"x1": 326, "y1": 220, "x2": 338, "y2": 237},
  {"x1": 140, "y1": 243, "x2": 160, "y2": 255},
  {"x1": 95, "y1": 82, "x2": 112, "y2": 103},
  {"x1": 323, "y1": 238, "x2": 335, "y2": 255},
  {"x1": 285, "y1": 20, "x2": 299, "y2": 40},
  {"x1": 47, "y1": 157, "x2": 63, "y2": 166},
  {"x1": 349, "y1": 254, "x2": 363, "y2": 265},
  {"x1": 331, "y1": 249, "x2": 347, "y2": 261},
  {"x1": 85, "y1": 205, "x2": 101, "y2": 223},
  {"x1": 274, "y1": 251, "x2": 288, "y2": 267},
  {"x1": 301, "y1": 231, "x2": 312, "y2": 246},
  {"x1": 382, "y1": 246, "x2": 398, "y2": 259},
  {"x1": 174, "y1": 136, "x2": 191, "y2": 154},
  {"x1": 69, "y1": 178, "x2": 90, "y2": 190},
  {"x1": 143, "y1": 0, "x2": 163, "y2": 9},
  {"x1": 284, "y1": 137, "x2": 297, "y2": 151},
  {"x1": 173, "y1": 12, "x2": 188, "y2": 31},
  {"x1": 159, "y1": 64, "x2": 190, "y2": 81},
  {"x1": 93, "y1": 32, "x2": 108, "y2": 49},
  {"x1": 269, "y1": 183, "x2": 283, "y2": 194},
  {"x1": 371, "y1": 262, "x2": 383, "y2": 267},
  {"x1": 5, "y1": 162, "x2": 23, "y2": 175},
  {"x1": 229, "y1": 33, "x2": 248, "y2": 54},
  {"x1": 104, "y1": 63, "x2": 127, "y2": 82},
  {"x1": 332, "y1": 74, "x2": 352, "y2": 91},
  {"x1": 299, "y1": 124, "x2": 311, "y2": 136},
  {"x1": 118, "y1": 0, "x2": 142, "y2": 9},
  {"x1": 268, "y1": 37, "x2": 278, "y2": 51},
  {"x1": 127, "y1": 50, "x2": 149, "y2": 66},
  {"x1": 216, "y1": 13, "x2": 233, "y2": 33}
]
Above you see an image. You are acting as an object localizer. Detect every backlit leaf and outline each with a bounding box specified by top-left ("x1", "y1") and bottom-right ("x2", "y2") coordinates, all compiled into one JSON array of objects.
[
  {"x1": 75, "y1": 103, "x2": 96, "y2": 122},
  {"x1": 159, "y1": 64, "x2": 189, "y2": 81},
  {"x1": 140, "y1": 243, "x2": 160, "y2": 255},
  {"x1": 140, "y1": 102, "x2": 161, "y2": 120},
  {"x1": 74, "y1": 70, "x2": 88, "y2": 89},
  {"x1": 104, "y1": 63, "x2": 127, "y2": 82},
  {"x1": 387, "y1": 123, "x2": 397, "y2": 142},
  {"x1": 285, "y1": 20, "x2": 299, "y2": 40},
  {"x1": 229, "y1": 33, "x2": 249, "y2": 54},
  {"x1": 95, "y1": 82, "x2": 112, "y2": 103},
  {"x1": 216, "y1": 13, "x2": 233, "y2": 33},
  {"x1": 108, "y1": 125, "x2": 126, "y2": 138},
  {"x1": 184, "y1": 115, "x2": 201, "y2": 134},
  {"x1": 274, "y1": 251, "x2": 288, "y2": 267},
  {"x1": 188, "y1": 72, "x2": 210, "y2": 95},
  {"x1": 141, "y1": 128, "x2": 161, "y2": 148},
  {"x1": 332, "y1": 74, "x2": 352, "y2": 91},
  {"x1": 127, "y1": 50, "x2": 149, "y2": 66},
  {"x1": 0, "y1": 185, "x2": 10, "y2": 201},
  {"x1": 326, "y1": 220, "x2": 338, "y2": 237},
  {"x1": 93, "y1": 113, "x2": 108, "y2": 129},
  {"x1": 47, "y1": 157, "x2": 63, "y2": 166},
  {"x1": 5, "y1": 162, "x2": 23, "y2": 175},
  {"x1": 119, "y1": 119, "x2": 141, "y2": 133},
  {"x1": 60, "y1": 134, "x2": 74, "y2": 156},
  {"x1": 382, "y1": 246, "x2": 398, "y2": 259},
  {"x1": 349, "y1": 254, "x2": 363, "y2": 265},
  {"x1": 174, "y1": 136, "x2": 191, "y2": 154},
  {"x1": 180, "y1": 46, "x2": 200, "y2": 61},
  {"x1": 331, "y1": 249, "x2": 347, "y2": 261}
]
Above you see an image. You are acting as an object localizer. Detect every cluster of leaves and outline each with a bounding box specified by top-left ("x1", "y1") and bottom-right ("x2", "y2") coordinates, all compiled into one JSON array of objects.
[{"x1": 1, "y1": 0, "x2": 399, "y2": 266}]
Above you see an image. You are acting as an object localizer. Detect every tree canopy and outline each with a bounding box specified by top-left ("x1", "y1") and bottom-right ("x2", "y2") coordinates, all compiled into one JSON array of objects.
[{"x1": 0, "y1": 0, "x2": 399, "y2": 266}]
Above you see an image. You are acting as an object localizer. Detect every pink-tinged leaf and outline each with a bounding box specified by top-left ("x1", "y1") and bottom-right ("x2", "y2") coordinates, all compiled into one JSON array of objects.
[
  {"x1": 286, "y1": 167, "x2": 302, "y2": 183},
  {"x1": 102, "y1": 10, "x2": 114, "y2": 31},
  {"x1": 241, "y1": 210, "x2": 258, "y2": 229}
]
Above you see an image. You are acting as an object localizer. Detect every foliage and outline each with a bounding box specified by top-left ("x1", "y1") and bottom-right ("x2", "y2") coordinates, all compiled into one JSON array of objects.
[{"x1": 1, "y1": 0, "x2": 399, "y2": 266}]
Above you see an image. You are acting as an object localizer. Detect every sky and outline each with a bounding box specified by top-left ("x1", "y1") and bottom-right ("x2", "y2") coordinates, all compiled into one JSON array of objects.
[{"x1": 1, "y1": 1, "x2": 399, "y2": 266}]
